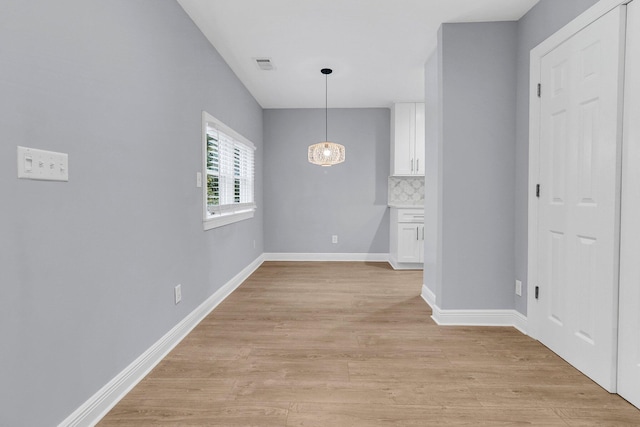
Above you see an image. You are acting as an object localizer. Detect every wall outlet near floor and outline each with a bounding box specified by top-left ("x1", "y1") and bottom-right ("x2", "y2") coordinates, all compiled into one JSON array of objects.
[
  {"x1": 174, "y1": 284, "x2": 182, "y2": 304},
  {"x1": 515, "y1": 280, "x2": 522, "y2": 297},
  {"x1": 332, "y1": 235, "x2": 338, "y2": 244}
]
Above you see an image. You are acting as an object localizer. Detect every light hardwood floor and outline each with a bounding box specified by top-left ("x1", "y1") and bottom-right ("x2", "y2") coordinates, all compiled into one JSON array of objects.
[{"x1": 99, "y1": 261, "x2": 640, "y2": 426}]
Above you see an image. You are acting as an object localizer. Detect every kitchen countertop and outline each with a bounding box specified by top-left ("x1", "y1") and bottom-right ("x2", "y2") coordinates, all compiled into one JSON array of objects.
[{"x1": 388, "y1": 203, "x2": 424, "y2": 209}]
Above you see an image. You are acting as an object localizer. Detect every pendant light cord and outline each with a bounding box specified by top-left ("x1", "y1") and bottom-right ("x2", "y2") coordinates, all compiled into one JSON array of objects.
[
  {"x1": 325, "y1": 72, "x2": 328, "y2": 142},
  {"x1": 320, "y1": 68, "x2": 332, "y2": 142}
]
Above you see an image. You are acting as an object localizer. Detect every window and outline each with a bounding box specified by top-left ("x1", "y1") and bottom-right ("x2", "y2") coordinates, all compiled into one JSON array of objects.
[{"x1": 202, "y1": 111, "x2": 255, "y2": 229}]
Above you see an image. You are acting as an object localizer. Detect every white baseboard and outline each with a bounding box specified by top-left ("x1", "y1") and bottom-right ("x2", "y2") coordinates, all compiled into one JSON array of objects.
[
  {"x1": 59, "y1": 254, "x2": 265, "y2": 427},
  {"x1": 421, "y1": 285, "x2": 528, "y2": 335},
  {"x1": 422, "y1": 285, "x2": 437, "y2": 307},
  {"x1": 264, "y1": 252, "x2": 389, "y2": 262},
  {"x1": 389, "y1": 258, "x2": 423, "y2": 270}
]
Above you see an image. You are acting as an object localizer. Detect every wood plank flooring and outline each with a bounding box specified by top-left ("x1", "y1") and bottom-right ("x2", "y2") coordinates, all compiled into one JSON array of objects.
[{"x1": 98, "y1": 261, "x2": 640, "y2": 426}]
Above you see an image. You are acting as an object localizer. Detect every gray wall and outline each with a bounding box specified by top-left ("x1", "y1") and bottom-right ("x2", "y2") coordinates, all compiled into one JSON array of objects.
[
  {"x1": 514, "y1": 0, "x2": 600, "y2": 314},
  {"x1": 0, "y1": 1, "x2": 263, "y2": 426},
  {"x1": 423, "y1": 49, "x2": 442, "y2": 301},
  {"x1": 263, "y1": 108, "x2": 390, "y2": 254},
  {"x1": 438, "y1": 22, "x2": 518, "y2": 310}
]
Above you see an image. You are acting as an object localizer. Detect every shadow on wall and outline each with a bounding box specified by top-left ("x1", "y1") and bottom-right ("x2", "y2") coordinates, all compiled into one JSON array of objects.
[
  {"x1": 368, "y1": 211, "x2": 391, "y2": 256},
  {"x1": 375, "y1": 112, "x2": 392, "y2": 206}
]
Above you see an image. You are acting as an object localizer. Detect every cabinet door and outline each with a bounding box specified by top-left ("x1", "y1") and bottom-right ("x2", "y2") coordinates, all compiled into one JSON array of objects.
[
  {"x1": 413, "y1": 103, "x2": 425, "y2": 175},
  {"x1": 391, "y1": 103, "x2": 415, "y2": 175},
  {"x1": 397, "y1": 223, "x2": 421, "y2": 263}
]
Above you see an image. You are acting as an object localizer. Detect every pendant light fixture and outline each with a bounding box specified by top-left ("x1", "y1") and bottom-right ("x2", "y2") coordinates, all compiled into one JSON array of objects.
[{"x1": 308, "y1": 68, "x2": 345, "y2": 166}]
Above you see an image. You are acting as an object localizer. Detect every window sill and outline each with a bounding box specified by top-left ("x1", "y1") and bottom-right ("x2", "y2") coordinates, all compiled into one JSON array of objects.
[{"x1": 203, "y1": 209, "x2": 255, "y2": 230}]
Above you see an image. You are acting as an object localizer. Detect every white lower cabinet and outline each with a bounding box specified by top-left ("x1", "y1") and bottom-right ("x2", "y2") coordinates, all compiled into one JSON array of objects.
[
  {"x1": 397, "y1": 223, "x2": 424, "y2": 263},
  {"x1": 390, "y1": 208, "x2": 424, "y2": 270}
]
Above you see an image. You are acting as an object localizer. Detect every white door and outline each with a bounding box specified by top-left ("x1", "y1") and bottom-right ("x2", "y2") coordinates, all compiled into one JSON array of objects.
[
  {"x1": 618, "y1": 0, "x2": 640, "y2": 408},
  {"x1": 536, "y1": 5, "x2": 625, "y2": 392},
  {"x1": 392, "y1": 103, "x2": 416, "y2": 175},
  {"x1": 414, "y1": 103, "x2": 426, "y2": 175}
]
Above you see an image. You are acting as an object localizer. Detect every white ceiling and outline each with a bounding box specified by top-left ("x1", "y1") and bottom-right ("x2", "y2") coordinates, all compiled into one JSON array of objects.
[{"x1": 177, "y1": 0, "x2": 539, "y2": 109}]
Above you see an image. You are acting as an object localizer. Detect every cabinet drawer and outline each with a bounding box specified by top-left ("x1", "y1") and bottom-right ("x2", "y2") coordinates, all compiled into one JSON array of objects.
[{"x1": 397, "y1": 209, "x2": 424, "y2": 223}]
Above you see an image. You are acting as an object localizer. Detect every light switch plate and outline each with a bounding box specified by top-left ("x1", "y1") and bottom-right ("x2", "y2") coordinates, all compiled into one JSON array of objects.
[
  {"x1": 174, "y1": 284, "x2": 182, "y2": 304},
  {"x1": 17, "y1": 146, "x2": 68, "y2": 181}
]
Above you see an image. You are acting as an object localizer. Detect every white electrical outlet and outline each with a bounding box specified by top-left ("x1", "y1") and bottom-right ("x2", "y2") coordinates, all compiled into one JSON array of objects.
[
  {"x1": 174, "y1": 284, "x2": 182, "y2": 304},
  {"x1": 332, "y1": 235, "x2": 338, "y2": 244},
  {"x1": 515, "y1": 280, "x2": 522, "y2": 297},
  {"x1": 196, "y1": 172, "x2": 202, "y2": 188}
]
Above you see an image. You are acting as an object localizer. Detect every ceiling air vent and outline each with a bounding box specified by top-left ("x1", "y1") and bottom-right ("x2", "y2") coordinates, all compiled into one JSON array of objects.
[{"x1": 254, "y1": 58, "x2": 275, "y2": 71}]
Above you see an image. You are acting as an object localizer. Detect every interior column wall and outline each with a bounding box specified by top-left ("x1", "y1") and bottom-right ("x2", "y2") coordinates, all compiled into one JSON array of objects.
[{"x1": 425, "y1": 22, "x2": 518, "y2": 311}]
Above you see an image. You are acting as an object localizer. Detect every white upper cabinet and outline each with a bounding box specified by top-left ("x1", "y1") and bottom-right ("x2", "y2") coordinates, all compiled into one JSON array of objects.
[
  {"x1": 414, "y1": 103, "x2": 425, "y2": 174},
  {"x1": 390, "y1": 102, "x2": 425, "y2": 176}
]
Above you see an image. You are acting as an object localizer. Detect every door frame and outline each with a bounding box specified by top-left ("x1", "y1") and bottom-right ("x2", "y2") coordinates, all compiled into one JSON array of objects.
[
  {"x1": 618, "y1": 0, "x2": 640, "y2": 406},
  {"x1": 527, "y1": 0, "x2": 629, "y2": 345}
]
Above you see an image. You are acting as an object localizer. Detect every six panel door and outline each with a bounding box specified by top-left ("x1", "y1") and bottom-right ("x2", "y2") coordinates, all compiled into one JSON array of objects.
[{"x1": 536, "y1": 5, "x2": 625, "y2": 392}]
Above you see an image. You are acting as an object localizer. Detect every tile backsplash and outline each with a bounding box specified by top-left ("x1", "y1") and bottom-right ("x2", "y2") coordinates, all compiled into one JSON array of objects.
[{"x1": 388, "y1": 176, "x2": 425, "y2": 206}]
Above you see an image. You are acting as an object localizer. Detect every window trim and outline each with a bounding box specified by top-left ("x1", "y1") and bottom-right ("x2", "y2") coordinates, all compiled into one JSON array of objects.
[{"x1": 202, "y1": 111, "x2": 256, "y2": 230}]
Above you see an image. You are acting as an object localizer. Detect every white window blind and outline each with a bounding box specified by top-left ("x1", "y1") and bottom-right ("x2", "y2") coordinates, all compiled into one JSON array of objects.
[{"x1": 203, "y1": 112, "x2": 255, "y2": 228}]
